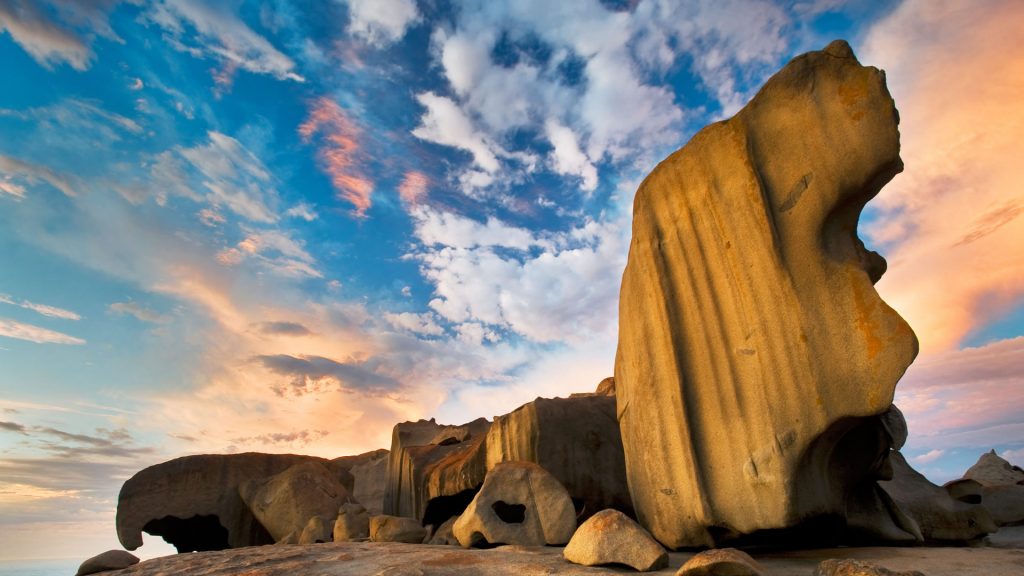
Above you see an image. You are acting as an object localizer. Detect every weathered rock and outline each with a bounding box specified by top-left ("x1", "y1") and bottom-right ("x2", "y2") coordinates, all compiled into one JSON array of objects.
[
  {"x1": 383, "y1": 417, "x2": 491, "y2": 525},
  {"x1": 369, "y1": 515, "x2": 428, "y2": 543},
  {"x1": 346, "y1": 449, "x2": 389, "y2": 515},
  {"x1": 276, "y1": 531, "x2": 299, "y2": 545},
  {"x1": 563, "y1": 509, "x2": 667, "y2": 572},
  {"x1": 942, "y1": 478, "x2": 983, "y2": 504},
  {"x1": 453, "y1": 461, "x2": 575, "y2": 547},
  {"x1": 676, "y1": 549, "x2": 764, "y2": 576},
  {"x1": 569, "y1": 377, "x2": 615, "y2": 398},
  {"x1": 615, "y1": 39, "x2": 918, "y2": 548},
  {"x1": 334, "y1": 502, "x2": 370, "y2": 541},
  {"x1": 427, "y1": 516, "x2": 459, "y2": 545},
  {"x1": 116, "y1": 453, "x2": 325, "y2": 551},
  {"x1": 964, "y1": 450, "x2": 1024, "y2": 487},
  {"x1": 979, "y1": 484, "x2": 1024, "y2": 526},
  {"x1": 239, "y1": 461, "x2": 354, "y2": 543},
  {"x1": 880, "y1": 451, "x2": 996, "y2": 542},
  {"x1": 814, "y1": 559, "x2": 926, "y2": 576},
  {"x1": 76, "y1": 550, "x2": 140, "y2": 576},
  {"x1": 299, "y1": 515, "x2": 333, "y2": 545},
  {"x1": 486, "y1": 395, "x2": 632, "y2": 521}
]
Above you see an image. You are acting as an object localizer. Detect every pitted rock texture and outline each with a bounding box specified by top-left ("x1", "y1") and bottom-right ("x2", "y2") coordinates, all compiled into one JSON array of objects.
[
  {"x1": 813, "y1": 559, "x2": 925, "y2": 576},
  {"x1": 454, "y1": 461, "x2": 576, "y2": 547},
  {"x1": 239, "y1": 461, "x2": 355, "y2": 543},
  {"x1": 116, "y1": 453, "x2": 325, "y2": 551},
  {"x1": 614, "y1": 39, "x2": 918, "y2": 548},
  {"x1": 563, "y1": 508, "x2": 667, "y2": 571}
]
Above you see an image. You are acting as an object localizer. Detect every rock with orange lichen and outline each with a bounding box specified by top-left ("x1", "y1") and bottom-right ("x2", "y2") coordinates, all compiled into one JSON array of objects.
[
  {"x1": 615, "y1": 39, "x2": 919, "y2": 548},
  {"x1": 563, "y1": 509, "x2": 667, "y2": 571}
]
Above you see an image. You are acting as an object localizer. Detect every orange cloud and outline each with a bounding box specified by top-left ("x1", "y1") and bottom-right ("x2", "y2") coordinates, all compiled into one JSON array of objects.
[
  {"x1": 299, "y1": 97, "x2": 373, "y2": 216},
  {"x1": 862, "y1": 0, "x2": 1024, "y2": 354},
  {"x1": 398, "y1": 170, "x2": 428, "y2": 205}
]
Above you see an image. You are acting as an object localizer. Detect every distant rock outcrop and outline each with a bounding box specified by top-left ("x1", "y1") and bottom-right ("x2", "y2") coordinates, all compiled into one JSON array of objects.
[
  {"x1": 116, "y1": 453, "x2": 326, "y2": 551},
  {"x1": 615, "y1": 39, "x2": 918, "y2": 548},
  {"x1": 961, "y1": 451, "x2": 1024, "y2": 526}
]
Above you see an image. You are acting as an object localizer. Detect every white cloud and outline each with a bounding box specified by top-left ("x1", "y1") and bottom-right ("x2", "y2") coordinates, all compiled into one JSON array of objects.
[
  {"x1": 383, "y1": 312, "x2": 444, "y2": 337},
  {"x1": 0, "y1": 294, "x2": 81, "y2": 321},
  {"x1": 178, "y1": 131, "x2": 278, "y2": 223},
  {"x1": 284, "y1": 202, "x2": 317, "y2": 221},
  {"x1": 0, "y1": 319, "x2": 85, "y2": 345},
  {"x1": 0, "y1": 178, "x2": 27, "y2": 199},
  {"x1": 216, "y1": 229, "x2": 321, "y2": 279},
  {"x1": 410, "y1": 206, "x2": 542, "y2": 250},
  {"x1": 1001, "y1": 448, "x2": 1024, "y2": 467},
  {"x1": 0, "y1": 0, "x2": 94, "y2": 71},
  {"x1": 545, "y1": 119, "x2": 597, "y2": 192},
  {"x1": 345, "y1": 0, "x2": 419, "y2": 46},
  {"x1": 0, "y1": 154, "x2": 76, "y2": 197},
  {"x1": 411, "y1": 92, "x2": 501, "y2": 173},
  {"x1": 148, "y1": 0, "x2": 304, "y2": 83},
  {"x1": 912, "y1": 449, "x2": 945, "y2": 464}
]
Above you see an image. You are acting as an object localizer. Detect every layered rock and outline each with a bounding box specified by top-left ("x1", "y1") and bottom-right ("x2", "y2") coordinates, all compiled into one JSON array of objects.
[
  {"x1": 116, "y1": 453, "x2": 325, "y2": 551},
  {"x1": 238, "y1": 461, "x2": 355, "y2": 543},
  {"x1": 615, "y1": 39, "x2": 918, "y2": 548},
  {"x1": 453, "y1": 461, "x2": 576, "y2": 547}
]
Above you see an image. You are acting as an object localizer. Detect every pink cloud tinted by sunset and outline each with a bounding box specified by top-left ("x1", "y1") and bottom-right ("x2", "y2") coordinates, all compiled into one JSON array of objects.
[
  {"x1": 398, "y1": 170, "x2": 428, "y2": 206},
  {"x1": 298, "y1": 97, "x2": 374, "y2": 217}
]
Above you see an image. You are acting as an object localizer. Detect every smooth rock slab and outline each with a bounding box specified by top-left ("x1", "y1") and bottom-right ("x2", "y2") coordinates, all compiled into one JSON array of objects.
[
  {"x1": 454, "y1": 461, "x2": 575, "y2": 547},
  {"x1": 615, "y1": 39, "x2": 918, "y2": 549},
  {"x1": 814, "y1": 559, "x2": 925, "y2": 576},
  {"x1": 564, "y1": 508, "x2": 667, "y2": 571},
  {"x1": 77, "y1": 550, "x2": 139, "y2": 575},
  {"x1": 676, "y1": 549, "x2": 765, "y2": 575}
]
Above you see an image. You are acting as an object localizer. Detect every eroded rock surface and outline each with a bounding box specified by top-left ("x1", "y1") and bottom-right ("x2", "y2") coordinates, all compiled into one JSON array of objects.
[
  {"x1": 563, "y1": 508, "x2": 667, "y2": 571},
  {"x1": 964, "y1": 451, "x2": 1024, "y2": 487},
  {"x1": 116, "y1": 453, "x2": 324, "y2": 551},
  {"x1": 239, "y1": 461, "x2": 354, "y2": 543},
  {"x1": 454, "y1": 461, "x2": 575, "y2": 547},
  {"x1": 369, "y1": 515, "x2": 428, "y2": 543},
  {"x1": 615, "y1": 39, "x2": 918, "y2": 548},
  {"x1": 814, "y1": 559, "x2": 925, "y2": 576},
  {"x1": 334, "y1": 502, "x2": 369, "y2": 542},
  {"x1": 76, "y1": 550, "x2": 139, "y2": 576}
]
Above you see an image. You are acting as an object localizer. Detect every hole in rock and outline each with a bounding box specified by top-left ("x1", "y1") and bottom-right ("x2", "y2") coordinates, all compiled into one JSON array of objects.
[
  {"x1": 422, "y1": 486, "x2": 480, "y2": 527},
  {"x1": 143, "y1": 514, "x2": 229, "y2": 552},
  {"x1": 571, "y1": 497, "x2": 586, "y2": 519},
  {"x1": 955, "y1": 494, "x2": 982, "y2": 505},
  {"x1": 492, "y1": 501, "x2": 526, "y2": 524}
]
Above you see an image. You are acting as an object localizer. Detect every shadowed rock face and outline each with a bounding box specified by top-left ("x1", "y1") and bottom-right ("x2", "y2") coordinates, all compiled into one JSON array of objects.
[{"x1": 615, "y1": 40, "x2": 918, "y2": 548}]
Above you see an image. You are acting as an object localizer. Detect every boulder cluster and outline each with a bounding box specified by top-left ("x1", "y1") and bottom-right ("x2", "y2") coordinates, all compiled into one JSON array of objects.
[{"x1": 101, "y1": 40, "x2": 1023, "y2": 573}]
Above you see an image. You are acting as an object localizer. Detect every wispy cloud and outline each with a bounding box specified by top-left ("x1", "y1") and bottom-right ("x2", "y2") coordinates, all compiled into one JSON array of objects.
[
  {"x1": 345, "y1": 0, "x2": 420, "y2": 46},
  {"x1": 0, "y1": 319, "x2": 85, "y2": 345},
  {"x1": 299, "y1": 97, "x2": 373, "y2": 216},
  {"x1": 147, "y1": 0, "x2": 304, "y2": 88},
  {"x1": 255, "y1": 353, "x2": 400, "y2": 396},
  {"x1": 108, "y1": 301, "x2": 169, "y2": 324},
  {"x1": 0, "y1": 154, "x2": 76, "y2": 197},
  {"x1": 0, "y1": 0, "x2": 114, "y2": 71},
  {"x1": 397, "y1": 171, "x2": 428, "y2": 206},
  {"x1": 178, "y1": 131, "x2": 278, "y2": 222},
  {"x1": 912, "y1": 449, "x2": 945, "y2": 464},
  {"x1": 0, "y1": 294, "x2": 80, "y2": 320},
  {"x1": 252, "y1": 321, "x2": 312, "y2": 336}
]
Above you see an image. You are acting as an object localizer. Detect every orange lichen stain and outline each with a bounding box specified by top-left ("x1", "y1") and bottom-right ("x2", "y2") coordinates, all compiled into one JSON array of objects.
[
  {"x1": 837, "y1": 73, "x2": 870, "y2": 121},
  {"x1": 849, "y1": 268, "x2": 882, "y2": 361}
]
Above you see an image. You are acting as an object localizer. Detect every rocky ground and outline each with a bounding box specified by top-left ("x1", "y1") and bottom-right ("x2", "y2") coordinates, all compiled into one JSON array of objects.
[{"x1": 95, "y1": 528, "x2": 1024, "y2": 576}]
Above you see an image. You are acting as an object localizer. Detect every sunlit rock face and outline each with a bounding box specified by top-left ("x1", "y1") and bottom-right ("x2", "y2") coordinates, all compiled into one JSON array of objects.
[{"x1": 615, "y1": 40, "x2": 918, "y2": 549}]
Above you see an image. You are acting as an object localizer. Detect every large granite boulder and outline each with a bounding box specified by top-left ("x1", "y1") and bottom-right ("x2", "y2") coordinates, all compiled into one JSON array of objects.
[
  {"x1": 116, "y1": 453, "x2": 325, "y2": 551},
  {"x1": 959, "y1": 451, "x2": 1024, "y2": 526},
  {"x1": 615, "y1": 39, "x2": 918, "y2": 548},
  {"x1": 239, "y1": 461, "x2": 355, "y2": 543},
  {"x1": 486, "y1": 395, "x2": 632, "y2": 519},
  {"x1": 369, "y1": 515, "x2": 428, "y2": 543},
  {"x1": 76, "y1": 550, "x2": 139, "y2": 576},
  {"x1": 879, "y1": 451, "x2": 996, "y2": 542},
  {"x1": 964, "y1": 451, "x2": 1024, "y2": 486},
  {"x1": 344, "y1": 449, "x2": 389, "y2": 516},
  {"x1": 334, "y1": 502, "x2": 370, "y2": 542},
  {"x1": 453, "y1": 461, "x2": 575, "y2": 547}
]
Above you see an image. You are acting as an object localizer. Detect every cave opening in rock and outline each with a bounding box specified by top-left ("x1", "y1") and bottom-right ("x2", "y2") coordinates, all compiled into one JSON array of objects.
[
  {"x1": 422, "y1": 486, "x2": 480, "y2": 527},
  {"x1": 492, "y1": 501, "x2": 526, "y2": 524},
  {"x1": 143, "y1": 514, "x2": 230, "y2": 552}
]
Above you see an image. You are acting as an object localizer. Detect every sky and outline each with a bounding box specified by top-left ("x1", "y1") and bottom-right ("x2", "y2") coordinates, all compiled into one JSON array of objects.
[{"x1": 0, "y1": 0, "x2": 1022, "y2": 564}]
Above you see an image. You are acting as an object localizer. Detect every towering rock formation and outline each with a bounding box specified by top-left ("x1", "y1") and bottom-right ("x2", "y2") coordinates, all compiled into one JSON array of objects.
[{"x1": 615, "y1": 40, "x2": 918, "y2": 548}]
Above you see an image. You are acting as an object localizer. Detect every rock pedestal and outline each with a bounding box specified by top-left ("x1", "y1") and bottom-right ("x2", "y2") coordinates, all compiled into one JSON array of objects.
[{"x1": 615, "y1": 40, "x2": 918, "y2": 548}]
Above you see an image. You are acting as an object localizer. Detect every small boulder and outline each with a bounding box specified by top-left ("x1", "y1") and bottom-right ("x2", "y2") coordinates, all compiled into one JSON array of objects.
[
  {"x1": 427, "y1": 516, "x2": 459, "y2": 545},
  {"x1": 335, "y1": 502, "x2": 370, "y2": 541},
  {"x1": 370, "y1": 515, "x2": 428, "y2": 543},
  {"x1": 563, "y1": 509, "x2": 667, "y2": 571},
  {"x1": 814, "y1": 559, "x2": 925, "y2": 576},
  {"x1": 676, "y1": 549, "x2": 764, "y2": 576},
  {"x1": 298, "y1": 515, "x2": 332, "y2": 545},
  {"x1": 239, "y1": 461, "x2": 354, "y2": 543},
  {"x1": 76, "y1": 550, "x2": 140, "y2": 576},
  {"x1": 454, "y1": 461, "x2": 575, "y2": 548}
]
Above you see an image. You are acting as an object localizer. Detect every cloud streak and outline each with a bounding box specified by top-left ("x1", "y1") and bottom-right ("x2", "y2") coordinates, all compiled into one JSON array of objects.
[
  {"x1": 0, "y1": 294, "x2": 80, "y2": 321},
  {"x1": 0, "y1": 319, "x2": 85, "y2": 345},
  {"x1": 0, "y1": 154, "x2": 76, "y2": 197},
  {"x1": 299, "y1": 97, "x2": 374, "y2": 216}
]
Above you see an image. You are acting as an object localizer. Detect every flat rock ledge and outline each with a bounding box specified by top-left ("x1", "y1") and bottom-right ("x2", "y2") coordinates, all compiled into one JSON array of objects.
[{"x1": 96, "y1": 540, "x2": 1024, "y2": 576}]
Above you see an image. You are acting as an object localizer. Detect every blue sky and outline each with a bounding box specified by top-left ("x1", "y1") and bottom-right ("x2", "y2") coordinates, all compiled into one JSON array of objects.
[{"x1": 1, "y1": 0, "x2": 1022, "y2": 563}]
